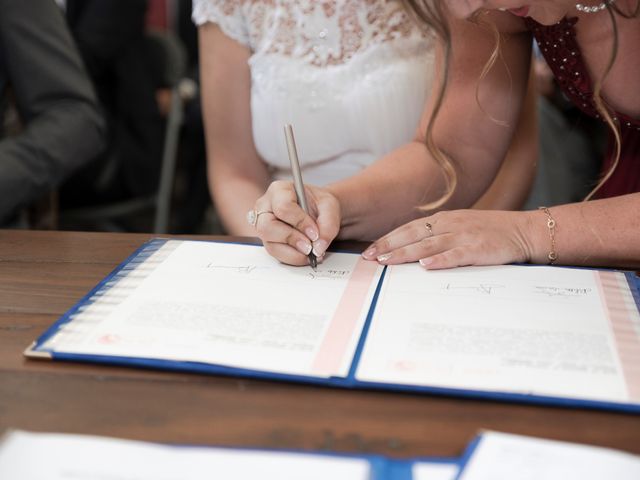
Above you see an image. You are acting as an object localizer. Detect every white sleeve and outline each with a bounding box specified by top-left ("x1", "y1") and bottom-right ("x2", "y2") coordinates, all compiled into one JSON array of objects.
[{"x1": 191, "y1": 0, "x2": 249, "y2": 47}]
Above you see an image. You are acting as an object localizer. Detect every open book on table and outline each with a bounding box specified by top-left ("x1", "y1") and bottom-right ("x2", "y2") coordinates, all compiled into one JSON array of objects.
[{"x1": 25, "y1": 239, "x2": 640, "y2": 412}]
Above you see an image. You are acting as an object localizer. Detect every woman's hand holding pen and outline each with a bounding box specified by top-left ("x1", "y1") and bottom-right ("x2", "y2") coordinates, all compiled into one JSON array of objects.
[{"x1": 254, "y1": 181, "x2": 342, "y2": 266}]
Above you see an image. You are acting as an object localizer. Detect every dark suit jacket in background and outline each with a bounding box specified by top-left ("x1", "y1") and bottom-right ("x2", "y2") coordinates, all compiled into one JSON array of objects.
[
  {"x1": 0, "y1": 0, "x2": 106, "y2": 224},
  {"x1": 62, "y1": 0, "x2": 167, "y2": 203}
]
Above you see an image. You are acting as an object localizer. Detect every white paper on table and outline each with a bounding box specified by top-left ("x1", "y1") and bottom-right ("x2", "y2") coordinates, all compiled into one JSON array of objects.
[
  {"x1": 412, "y1": 461, "x2": 459, "y2": 480},
  {"x1": 40, "y1": 240, "x2": 382, "y2": 378},
  {"x1": 356, "y1": 264, "x2": 640, "y2": 404},
  {"x1": 457, "y1": 431, "x2": 640, "y2": 480},
  {"x1": 0, "y1": 430, "x2": 371, "y2": 480}
]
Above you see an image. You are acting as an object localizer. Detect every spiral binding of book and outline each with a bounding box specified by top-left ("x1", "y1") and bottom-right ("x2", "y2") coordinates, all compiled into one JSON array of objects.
[{"x1": 40, "y1": 239, "x2": 180, "y2": 351}]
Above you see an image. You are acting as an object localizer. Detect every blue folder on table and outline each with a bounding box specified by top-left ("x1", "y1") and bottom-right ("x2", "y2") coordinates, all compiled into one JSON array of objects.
[{"x1": 25, "y1": 238, "x2": 640, "y2": 414}]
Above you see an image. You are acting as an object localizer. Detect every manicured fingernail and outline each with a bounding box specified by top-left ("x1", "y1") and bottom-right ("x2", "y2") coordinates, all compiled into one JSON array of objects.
[
  {"x1": 419, "y1": 257, "x2": 433, "y2": 268},
  {"x1": 377, "y1": 253, "x2": 392, "y2": 263},
  {"x1": 305, "y1": 227, "x2": 319, "y2": 242},
  {"x1": 296, "y1": 240, "x2": 312, "y2": 255},
  {"x1": 312, "y1": 239, "x2": 328, "y2": 257},
  {"x1": 362, "y1": 246, "x2": 377, "y2": 259}
]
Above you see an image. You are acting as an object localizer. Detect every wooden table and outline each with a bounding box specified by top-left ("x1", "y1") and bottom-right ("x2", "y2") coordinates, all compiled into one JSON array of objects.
[{"x1": 1, "y1": 229, "x2": 639, "y2": 459}]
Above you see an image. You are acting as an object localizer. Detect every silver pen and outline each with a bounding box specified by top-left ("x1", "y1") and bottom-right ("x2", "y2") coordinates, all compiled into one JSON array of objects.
[{"x1": 284, "y1": 124, "x2": 318, "y2": 270}]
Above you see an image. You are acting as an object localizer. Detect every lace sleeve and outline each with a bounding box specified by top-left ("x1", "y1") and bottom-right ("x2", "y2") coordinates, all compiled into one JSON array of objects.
[{"x1": 191, "y1": 0, "x2": 249, "y2": 47}]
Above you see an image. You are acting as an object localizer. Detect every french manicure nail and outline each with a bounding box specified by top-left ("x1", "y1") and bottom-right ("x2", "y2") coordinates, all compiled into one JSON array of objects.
[
  {"x1": 419, "y1": 257, "x2": 433, "y2": 268},
  {"x1": 296, "y1": 240, "x2": 312, "y2": 255},
  {"x1": 312, "y1": 239, "x2": 328, "y2": 257},
  {"x1": 305, "y1": 227, "x2": 319, "y2": 242},
  {"x1": 377, "y1": 253, "x2": 392, "y2": 263},
  {"x1": 362, "y1": 247, "x2": 377, "y2": 259}
]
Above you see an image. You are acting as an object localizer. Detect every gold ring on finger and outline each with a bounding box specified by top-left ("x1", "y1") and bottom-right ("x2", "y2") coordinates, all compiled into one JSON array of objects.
[{"x1": 425, "y1": 222, "x2": 434, "y2": 237}]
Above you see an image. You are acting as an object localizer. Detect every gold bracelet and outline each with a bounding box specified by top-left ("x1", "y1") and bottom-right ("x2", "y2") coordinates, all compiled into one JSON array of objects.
[{"x1": 538, "y1": 206, "x2": 557, "y2": 265}]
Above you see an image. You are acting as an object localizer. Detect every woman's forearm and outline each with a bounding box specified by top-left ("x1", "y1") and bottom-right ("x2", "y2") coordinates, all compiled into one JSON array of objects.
[
  {"x1": 473, "y1": 62, "x2": 539, "y2": 211},
  {"x1": 326, "y1": 140, "x2": 496, "y2": 241},
  {"x1": 210, "y1": 169, "x2": 270, "y2": 236},
  {"x1": 523, "y1": 193, "x2": 640, "y2": 269}
]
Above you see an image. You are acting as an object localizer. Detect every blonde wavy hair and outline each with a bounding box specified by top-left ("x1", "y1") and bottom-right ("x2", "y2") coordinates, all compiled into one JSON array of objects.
[{"x1": 402, "y1": 0, "x2": 640, "y2": 209}]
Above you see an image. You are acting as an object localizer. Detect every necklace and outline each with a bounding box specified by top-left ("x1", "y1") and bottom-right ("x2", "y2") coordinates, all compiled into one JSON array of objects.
[{"x1": 576, "y1": 0, "x2": 616, "y2": 13}]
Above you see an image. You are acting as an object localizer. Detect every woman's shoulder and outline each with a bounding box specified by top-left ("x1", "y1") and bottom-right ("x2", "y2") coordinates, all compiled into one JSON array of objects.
[
  {"x1": 453, "y1": 10, "x2": 530, "y2": 35},
  {"x1": 192, "y1": 0, "x2": 254, "y2": 47},
  {"x1": 192, "y1": 0, "x2": 245, "y2": 25}
]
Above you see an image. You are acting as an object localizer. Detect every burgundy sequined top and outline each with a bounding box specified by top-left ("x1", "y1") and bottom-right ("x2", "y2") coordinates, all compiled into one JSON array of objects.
[{"x1": 525, "y1": 16, "x2": 640, "y2": 198}]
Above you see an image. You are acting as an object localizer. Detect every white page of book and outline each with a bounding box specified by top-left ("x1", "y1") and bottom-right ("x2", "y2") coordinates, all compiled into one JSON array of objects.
[
  {"x1": 412, "y1": 461, "x2": 459, "y2": 480},
  {"x1": 356, "y1": 264, "x2": 640, "y2": 404},
  {"x1": 40, "y1": 240, "x2": 382, "y2": 378},
  {"x1": 0, "y1": 431, "x2": 371, "y2": 480},
  {"x1": 458, "y1": 431, "x2": 640, "y2": 480}
]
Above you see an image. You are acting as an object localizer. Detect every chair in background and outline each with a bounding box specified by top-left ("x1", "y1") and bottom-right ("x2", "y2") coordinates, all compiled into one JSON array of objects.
[{"x1": 59, "y1": 31, "x2": 197, "y2": 233}]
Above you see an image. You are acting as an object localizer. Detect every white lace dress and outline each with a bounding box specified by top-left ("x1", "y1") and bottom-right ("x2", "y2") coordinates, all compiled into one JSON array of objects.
[{"x1": 193, "y1": 0, "x2": 435, "y2": 186}]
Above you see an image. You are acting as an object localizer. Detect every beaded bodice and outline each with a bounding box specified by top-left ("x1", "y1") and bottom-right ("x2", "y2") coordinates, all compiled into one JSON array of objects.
[
  {"x1": 525, "y1": 16, "x2": 640, "y2": 198},
  {"x1": 525, "y1": 16, "x2": 640, "y2": 132}
]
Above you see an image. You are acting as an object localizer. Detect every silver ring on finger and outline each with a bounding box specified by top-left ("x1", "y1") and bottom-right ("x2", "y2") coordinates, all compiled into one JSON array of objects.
[{"x1": 246, "y1": 209, "x2": 273, "y2": 227}]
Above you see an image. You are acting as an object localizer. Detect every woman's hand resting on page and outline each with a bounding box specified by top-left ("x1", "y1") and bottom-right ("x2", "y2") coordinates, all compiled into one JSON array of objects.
[{"x1": 362, "y1": 209, "x2": 541, "y2": 269}]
